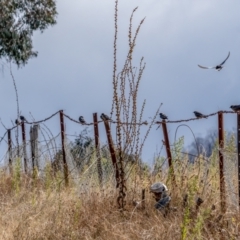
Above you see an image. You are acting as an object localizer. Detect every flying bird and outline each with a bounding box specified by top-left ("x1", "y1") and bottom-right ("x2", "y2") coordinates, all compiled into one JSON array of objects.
[
  {"x1": 194, "y1": 111, "x2": 207, "y2": 119},
  {"x1": 79, "y1": 116, "x2": 86, "y2": 124},
  {"x1": 230, "y1": 105, "x2": 240, "y2": 112},
  {"x1": 20, "y1": 115, "x2": 26, "y2": 122},
  {"x1": 159, "y1": 113, "x2": 168, "y2": 120},
  {"x1": 198, "y1": 52, "x2": 230, "y2": 71},
  {"x1": 100, "y1": 113, "x2": 111, "y2": 121}
]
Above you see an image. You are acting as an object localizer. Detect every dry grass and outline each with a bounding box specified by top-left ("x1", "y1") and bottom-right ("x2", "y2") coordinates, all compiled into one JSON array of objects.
[{"x1": 0, "y1": 160, "x2": 240, "y2": 240}]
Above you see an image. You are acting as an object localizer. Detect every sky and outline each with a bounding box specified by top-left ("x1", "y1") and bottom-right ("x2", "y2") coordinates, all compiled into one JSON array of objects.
[{"x1": 1, "y1": 0, "x2": 240, "y2": 165}]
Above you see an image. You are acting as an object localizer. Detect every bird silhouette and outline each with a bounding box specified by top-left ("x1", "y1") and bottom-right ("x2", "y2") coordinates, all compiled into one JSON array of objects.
[
  {"x1": 159, "y1": 113, "x2": 168, "y2": 120},
  {"x1": 79, "y1": 116, "x2": 86, "y2": 124},
  {"x1": 15, "y1": 119, "x2": 20, "y2": 125},
  {"x1": 100, "y1": 113, "x2": 111, "y2": 121},
  {"x1": 230, "y1": 105, "x2": 240, "y2": 112},
  {"x1": 20, "y1": 115, "x2": 26, "y2": 122},
  {"x1": 194, "y1": 111, "x2": 207, "y2": 119},
  {"x1": 198, "y1": 52, "x2": 230, "y2": 71}
]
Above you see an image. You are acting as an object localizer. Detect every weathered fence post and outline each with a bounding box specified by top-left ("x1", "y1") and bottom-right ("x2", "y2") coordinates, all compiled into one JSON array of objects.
[
  {"x1": 218, "y1": 111, "x2": 226, "y2": 212},
  {"x1": 142, "y1": 188, "x2": 145, "y2": 209},
  {"x1": 30, "y1": 125, "x2": 39, "y2": 172},
  {"x1": 237, "y1": 113, "x2": 240, "y2": 209},
  {"x1": 161, "y1": 120, "x2": 176, "y2": 184},
  {"x1": 8, "y1": 129, "x2": 13, "y2": 175},
  {"x1": 102, "y1": 119, "x2": 119, "y2": 187},
  {"x1": 21, "y1": 121, "x2": 28, "y2": 174},
  {"x1": 93, "y1": 113, "x2": 103, "y2": 186},
  {"x1": 59, "y1": 110, "x2": 69, "y2": 186}
]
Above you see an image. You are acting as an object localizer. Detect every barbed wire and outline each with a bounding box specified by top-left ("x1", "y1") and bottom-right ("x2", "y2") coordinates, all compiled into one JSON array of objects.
[
  {"x1": 0, "y1": 109, "x2": 237, "y2": 146},
  {"x1": 63, "y1": 113, "x2": 148, "y2": 126},
  {"x1": 24, "y1": 111, "x2": 60, "y2": 125},
  {"x1": 155, "y1": 110, "x2": 235, "y2": 124}
]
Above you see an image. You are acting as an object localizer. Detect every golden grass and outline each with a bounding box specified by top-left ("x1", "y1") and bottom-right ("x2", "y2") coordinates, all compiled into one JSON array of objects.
[{"x1": 0, "y1": 161, "x2": 240, "y2": 240}]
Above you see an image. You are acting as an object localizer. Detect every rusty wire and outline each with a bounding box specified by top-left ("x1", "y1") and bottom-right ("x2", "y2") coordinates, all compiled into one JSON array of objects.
[
  {"x1": 0, "y1": 111, "x2": 60, "y2": 145},
  {"x1": 0, "y1": 110, "x2": 236, "y2": 146},
  {"x1": 156, "y1": 110, "x2": 235, "y2": 124},
  {"x1": 63, "y1": 113, "x2": 148, "y2": 126}
]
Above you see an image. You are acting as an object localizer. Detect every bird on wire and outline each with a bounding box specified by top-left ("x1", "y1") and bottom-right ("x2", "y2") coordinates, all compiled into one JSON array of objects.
[
  {"x1": 79, "y1": 116, "x2": 86, "y2": 124},
  {"x1": 20, "y1": 115, "x2": 26, "y2": 122},
  {"x1": 194, "y1": 111, "x2": 208, "y2": 119},
  {"x1": 230, "y1": 105, "x2": 240, "y2": 112},
  {"x1": 15, "y1": 119, "x2": 20, "y2": 125},
  {"x1": 100, "y1": 113, "x2": 111, "y2": 121},
  {"x1": 198, "y1": 52, "x2": 230, "y2": 71},
  {"x1": 159, "y1": 113, "x2": 168, "y2": 120}
]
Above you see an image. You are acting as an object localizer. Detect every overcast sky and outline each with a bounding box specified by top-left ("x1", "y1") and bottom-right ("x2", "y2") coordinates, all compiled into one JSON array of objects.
[{"x1": 1, "y1": 0, "x2": 240, "y2": 165}]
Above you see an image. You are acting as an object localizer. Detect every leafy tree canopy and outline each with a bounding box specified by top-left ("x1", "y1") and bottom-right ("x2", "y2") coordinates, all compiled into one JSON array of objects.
[{"x1": 0, "y1": 0, "x2": 57, "y2": 66}]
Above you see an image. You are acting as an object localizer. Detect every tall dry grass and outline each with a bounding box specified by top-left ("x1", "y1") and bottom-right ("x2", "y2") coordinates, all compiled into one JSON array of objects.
[
  {"x1": 0, "y1": 155, "x2": 240, "y2": 240},
  {"x1": 1, "y1": 1, "x2": 240, "y2": 240}
]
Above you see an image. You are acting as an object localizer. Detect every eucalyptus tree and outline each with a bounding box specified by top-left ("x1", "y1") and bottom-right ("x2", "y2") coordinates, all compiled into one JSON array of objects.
[{"x1": 0, "y1": 0, "x2": 57, "y2": 66}]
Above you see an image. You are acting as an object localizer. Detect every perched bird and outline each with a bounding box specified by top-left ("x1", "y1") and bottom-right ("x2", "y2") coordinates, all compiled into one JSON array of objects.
[
  {"x1": 100, "y1": 113, "x2": 111, "y2": 121},
  {"x1": 198, "y1": 52, "x2": 230, "y2": 71},
  {"x1": 15, "y1": 119, "x2": 20, "y2": 125},
  {"x1": 20, "y1": 115, "x2": 26, "y2": 122},
  {"x1": 79, "y1": 116, "x2": 86, "y2": 124},
  {"x1": 194, "y1": 111, "x2": 207, "y2": 119},
  {"x1": 159, "y1": 113, "x2": 168, "y2": 120},
  {"x1": 230, "y1": 105, "x2": 240, "y2": 112}
]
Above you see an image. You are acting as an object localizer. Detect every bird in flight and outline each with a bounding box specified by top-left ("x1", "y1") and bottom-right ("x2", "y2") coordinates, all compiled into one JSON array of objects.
[
  {"x1": 198, "y1": 52, "x2": 230, "y2": 71},
  {"x1": 194, "y1": 111, "x2": 207, "y2": 119},
  {"x1": 159, "y1": 113, "x2": 168, "y2": 120},
  {"x1": 79, "y1": 116, "x2": 86, "y2": 124},
  {"x1": 230, "y1": 105, "x2": 240, "y2": 112}
]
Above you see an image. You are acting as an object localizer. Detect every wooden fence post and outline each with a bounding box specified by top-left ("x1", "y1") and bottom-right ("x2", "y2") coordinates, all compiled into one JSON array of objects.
[
  {"x1": 21, "y1": 121, "x2": 28, "y2": 174},
  {"x1": 30, "y1": 124, "x2": 39, "y2": 172},
  {"x1": 218, "y1": 111, "x2": 226, "y2": 212},
  {"x1": 103, "y1": 119, "x2": 119, "y2": 187},
  {"x1": 93, "y1": 113, "x2": 103, "y2": 186},
  {"x1": 161, "y1": 120, "x2": 176, "y2": 184},
  {"x1": 8, "y1": 129, "x2": 12, "y2": 175},
  {"x1": 59, "y1": 110, "x2": 69, "y2": 186},
  {"x1": 237, "y1": 113, "x2": 240, "y2": 210}
]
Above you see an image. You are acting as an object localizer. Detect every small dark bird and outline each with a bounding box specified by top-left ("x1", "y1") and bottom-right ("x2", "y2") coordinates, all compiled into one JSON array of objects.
[
  {"x1": 20, "y1": 115, "x2": 26, "y2": 122},
  {"x1": 100, "y1": 113, "x2": 111, "y2": 121},
  {"x1": 15, "y1": 119, "x2": 20, "y2": 125},
  {"x1": 159, "y1": 113, "x2": 168, "y2": 120},
  {"x1": 79, "y1": 116, "x2": 86, "y2": 124},
  {"x1": 230, "y1": 105, "x2": 240, "y2": 112},
  {"x1": 198, "y1": 52, "x2": 230, "y2": 71},
  {"x1": 194, "y1": 111, "x2": 207, "y2": 119}
]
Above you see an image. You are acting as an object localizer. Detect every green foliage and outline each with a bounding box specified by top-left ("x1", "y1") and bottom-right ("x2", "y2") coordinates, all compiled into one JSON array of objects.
[
  {"x1": 153, "y1": 156, "x2": 165, "y2": 173},
  {"x1": 0, "y1": 0, "x2": 57, "y2": 66},
  {"x1": 172, "y1": 136, "x2": 184, "y2": 161},
  {"x1": 181, "y1": 175, "x2": 198, "y2": 240},
  {"x1": 70, "y1": 129, "x2": 94, "y2": 169}
]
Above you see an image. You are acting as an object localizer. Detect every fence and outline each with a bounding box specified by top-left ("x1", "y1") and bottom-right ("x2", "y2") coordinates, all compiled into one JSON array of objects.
[{"x1": 0, "y1": 109, "x2": 240, "y2": 212}]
